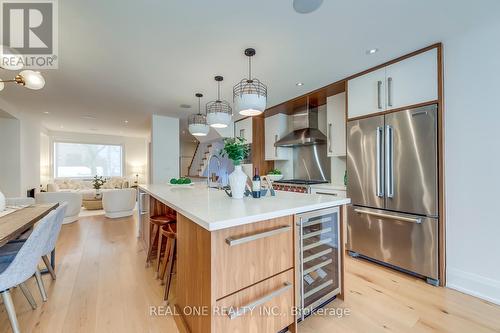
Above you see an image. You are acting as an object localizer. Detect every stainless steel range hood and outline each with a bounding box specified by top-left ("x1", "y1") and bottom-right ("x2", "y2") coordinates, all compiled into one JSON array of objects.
[{"x1": 275, "y1": 104, "x2": 327, "y2": 147}]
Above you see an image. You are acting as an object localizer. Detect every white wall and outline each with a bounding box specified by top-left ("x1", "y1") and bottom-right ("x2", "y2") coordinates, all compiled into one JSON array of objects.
[
  {"x1": 0, "y1": 115, "x2": 21, "y2": 196},
  {"x1": 151, "y1": 115, "x2": 179, "y2": 183},
  {"x1": 0, "y1": 98, "x2": 42, "y2": 197},
  {"x1": 48, "y1": 131, "x2": 149, "y2": 184},
  {"x1": 444, "y1": 19, "x2": 500, "y2": 304}
]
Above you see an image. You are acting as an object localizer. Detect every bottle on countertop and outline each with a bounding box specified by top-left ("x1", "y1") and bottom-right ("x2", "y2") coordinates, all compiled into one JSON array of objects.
[{"x1": 252, "y1": 167, "x2": 261, "y2": 198}]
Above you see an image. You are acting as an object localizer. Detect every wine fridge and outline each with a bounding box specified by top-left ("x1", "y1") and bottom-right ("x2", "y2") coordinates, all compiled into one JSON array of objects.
[{"x1": 295, "y1": 207, "x2": 341, "y2": 321}]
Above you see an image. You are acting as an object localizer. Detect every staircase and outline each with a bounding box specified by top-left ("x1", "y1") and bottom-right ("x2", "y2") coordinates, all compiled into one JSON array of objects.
[{"x1": 188, "y1": 140, "x2": 225, "y2": 177}]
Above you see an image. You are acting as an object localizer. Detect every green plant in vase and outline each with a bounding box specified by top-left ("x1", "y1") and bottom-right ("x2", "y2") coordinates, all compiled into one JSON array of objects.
[
  {"x1": 220, "y1": 137, "x2": 249, "y2": 199},
  {"x1": 92, "y1": 175, "x2": 106, "y2": 199}
]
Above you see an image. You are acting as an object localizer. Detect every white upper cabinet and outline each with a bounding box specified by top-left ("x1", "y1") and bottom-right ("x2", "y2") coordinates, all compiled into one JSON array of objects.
[
  {"x1": 347, "y1": 68, "x2": 386, "y2": 118},
  {"x1": 347, "y1": 48, "x2": 438, "y2": 119},
  {"x1": 385, "y1": 48, "x2": 438, "y2": 110},
  {"x1": 234, "y1": 117, "x2": 252, "y2": 144},
  {"x1": 265, "y1": 113, "x2": 291, "y2": 160},
  {"x1": 326, "y1": 92, "x2": 346, "y2": 157}
]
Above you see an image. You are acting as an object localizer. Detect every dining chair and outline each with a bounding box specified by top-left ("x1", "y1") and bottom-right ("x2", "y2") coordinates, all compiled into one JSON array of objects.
[{"x1": 0, "y1": 210, "x2": 56, "y2": 333}]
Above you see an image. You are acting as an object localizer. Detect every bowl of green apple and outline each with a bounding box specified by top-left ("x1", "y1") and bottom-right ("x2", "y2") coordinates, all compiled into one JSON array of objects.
[{"x1": 168, "y1": 177, "x2": 193, "y2": 186}]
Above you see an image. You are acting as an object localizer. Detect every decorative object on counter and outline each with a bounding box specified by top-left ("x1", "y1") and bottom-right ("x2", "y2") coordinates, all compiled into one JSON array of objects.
[
  {"x1": 188, "y1": 93, "x2": 209, "y2": 136},
  {"x1": 0, "y1": 190, "x2": 5, "y2": 212},
  {"x1": 92, "y1": 175, "x2": 106, "y2": 199},
  {"x1": 220, "y1": 137, "x2": 250, "y2": 199},
  {"x1": 252, "y1": 167, "x2": 261, "y2": 198},
  {"x1": 267, "y1": 168, "x2": 284, "y2": 181},
  {"x1": 206, "y1": 76, "x2": 232, "y2": 128},
  {"x1": 233, "y1": 48, "x2": 267, "y2": 116},
  {"x1": 169, "y1": 177, "x2": 193, "y2": 186}
]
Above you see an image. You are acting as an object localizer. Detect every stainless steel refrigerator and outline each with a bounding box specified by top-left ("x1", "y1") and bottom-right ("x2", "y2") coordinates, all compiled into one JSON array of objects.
[{"x1": 346, "y1": 104, "x2": 439, "y2": 284}]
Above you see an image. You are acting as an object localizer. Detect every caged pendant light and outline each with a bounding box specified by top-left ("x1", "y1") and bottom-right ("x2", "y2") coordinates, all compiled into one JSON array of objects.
[
  {"x1": 206, "y1": 76, "x2": 232, "y2": 128},
  {"x1": 188, "y1": 93, "x2": 209, "y2": 137},
  {"x1": 233, "y1": 48, "x2": 267, "y2": 116}
]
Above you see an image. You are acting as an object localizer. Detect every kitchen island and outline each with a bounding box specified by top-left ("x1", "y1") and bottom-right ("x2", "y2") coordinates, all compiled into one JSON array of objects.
[{"x1": 138, "y1": 184, "x2": 350, "y2": 333}]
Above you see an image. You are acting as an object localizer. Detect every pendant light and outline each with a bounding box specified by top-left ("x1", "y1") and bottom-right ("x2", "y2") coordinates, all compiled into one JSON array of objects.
[
  {"x1": 0, "y1": 70, "x2": 45, "y2": 91},
  {"x1": 207, "y1": 76, "x2": 232, "y2": 128},
  {"x1": 188, "y1": 93, "x2": 209, "y2": 137},
  {"x1": 233, "y1": 48, "x2": 267, "y2": 116}
]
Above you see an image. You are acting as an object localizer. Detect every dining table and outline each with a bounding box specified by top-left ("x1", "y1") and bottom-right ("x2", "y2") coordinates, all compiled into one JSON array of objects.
[{"x1": 0, "y1": 203, "x2": 59, "y2": 270}]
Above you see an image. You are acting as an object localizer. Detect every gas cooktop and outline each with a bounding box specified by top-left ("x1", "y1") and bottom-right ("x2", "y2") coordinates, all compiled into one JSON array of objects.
[{"x1": 274, "y1": 179, "x2": 329, "y2": 185}]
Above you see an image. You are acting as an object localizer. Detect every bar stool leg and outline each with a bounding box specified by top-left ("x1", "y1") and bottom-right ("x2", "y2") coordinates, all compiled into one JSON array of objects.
[
  {"x1": 34, "y1": 268, "x2": 48, "y2": 302},
  {"x1": 146, "y1": 223, "x2": 159, "y2": 265},
  {"x1": 1, "y1": 290, "x2": 21, "y2": 333},
  {"x1": 163, "y1": 237, "x2": 176, "y2": 301},
  {"x1": 156, "y1": 230, "x2": 166, "y2": 278}
]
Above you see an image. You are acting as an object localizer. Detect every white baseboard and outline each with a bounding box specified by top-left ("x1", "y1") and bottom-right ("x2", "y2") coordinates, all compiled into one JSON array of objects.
[{"x1": 447, "y1": 267, "x2": 500, "y2": 305}]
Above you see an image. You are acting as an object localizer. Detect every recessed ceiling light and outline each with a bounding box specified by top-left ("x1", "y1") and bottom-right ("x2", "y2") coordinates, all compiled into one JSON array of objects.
[
  {"x1": 124, "y1": 120, "x2": 129, "y2": 124},
  {"x1": 43, "y1": 111, "x2": 50, "y2": 114},
  {"x1": 180, "y1": 104, "x2": 192, "y2": 109},
  {"x1": 366, "y1": 48, "x2": 379, "y2": 55},
  {"x1": 81, "y1": 115, "x2": 97, "y2": 120},
  {"x1": 296, "y1": 82, "x2": 304, "y2": 86}
]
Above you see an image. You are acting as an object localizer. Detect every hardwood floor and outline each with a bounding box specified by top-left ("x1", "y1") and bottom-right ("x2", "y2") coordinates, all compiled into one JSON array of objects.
[{"x1": 1, "y1": 214, "x2": 499, "y2": 333}]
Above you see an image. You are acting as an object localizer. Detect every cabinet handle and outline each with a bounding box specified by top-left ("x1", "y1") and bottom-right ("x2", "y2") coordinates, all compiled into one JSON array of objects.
[
  {"x1": 328, "y1": 123, "x2": 333, "y2": 153},
  {"x1": 354, "y1": 209, "x2": 422, "y2": 224},
  {"x1": 274, "y1": 134, "x2": 278, "y2": 157},
  {"x1": 377, "y1": 81, "x2": 382, "y2": 109},
  {"x1": 225, "y1": 225, "x2": 291, "y2": 246},
  {"x1": 228, "y1": 282, "x2": 292, "y2": 320},
  {"x1": 315, "y1": 191, "x2": 338, "y2": 196},
  {"x1": 387, "y1": 77, "x2": 393, "y2": 107}
]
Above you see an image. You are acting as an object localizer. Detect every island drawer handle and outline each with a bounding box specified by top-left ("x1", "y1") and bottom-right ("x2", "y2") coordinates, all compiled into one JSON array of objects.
[
  {"x1": 225, "y1": 225, "x2": 291, "y2": 246},
  {"x1": 228, "y1": 282, "x2": 292, "y2": 320}
]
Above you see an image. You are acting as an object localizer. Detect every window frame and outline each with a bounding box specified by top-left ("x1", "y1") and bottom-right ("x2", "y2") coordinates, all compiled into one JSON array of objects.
[{"x1": 53, "y1": 140, "x2": 125, "y2": 180}]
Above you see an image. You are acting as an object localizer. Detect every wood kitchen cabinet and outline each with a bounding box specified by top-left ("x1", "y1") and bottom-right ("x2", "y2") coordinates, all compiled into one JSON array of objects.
[
  {"x1": 234, "y1": 117, "x2": 253, "y2": 143},
  {"x1": 347, "y1": 48, "x2": 437, "y2": 119},
  {"x1": 326, "y1": 92, "x2": 346, "y2": 157},
  {"x1": 265, "y1": 113, "x2": 292, "y2": 161}
]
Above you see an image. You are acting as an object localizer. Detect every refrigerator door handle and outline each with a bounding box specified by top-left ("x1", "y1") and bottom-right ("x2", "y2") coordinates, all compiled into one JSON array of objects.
[
  {"x1": 386, "y1": 125, "x2": 394, "y2": 198},
  {"x1": 354, "y1": 209, "x2": 422, "y2": 224},
  {"x1": 376, "y1": 126, "x2": 384, "y2": 197}
]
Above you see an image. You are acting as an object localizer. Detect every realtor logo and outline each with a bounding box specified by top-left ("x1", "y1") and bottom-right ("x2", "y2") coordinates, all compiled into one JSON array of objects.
[{"x1": 0, "y1": 0, "x2": 58, "y2": 68}]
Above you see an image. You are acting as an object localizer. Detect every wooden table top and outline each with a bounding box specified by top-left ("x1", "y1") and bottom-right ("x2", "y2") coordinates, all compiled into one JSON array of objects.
[{"x1": 0, "y1": 203, "x2": 58, "y2": 247}]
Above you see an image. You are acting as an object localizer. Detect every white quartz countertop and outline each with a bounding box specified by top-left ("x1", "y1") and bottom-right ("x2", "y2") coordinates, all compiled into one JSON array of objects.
[{"x1": 139, "y1": 184, "x2": 350, "y2": 231}]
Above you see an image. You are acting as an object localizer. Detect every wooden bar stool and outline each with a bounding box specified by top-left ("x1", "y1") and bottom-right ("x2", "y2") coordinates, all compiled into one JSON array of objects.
[
  {"x1": 158, "y1": 223, "x2": 177, "y2": 301},
  {"x1": 146, "y1": 214, "x2": 175, "y2": 266}
]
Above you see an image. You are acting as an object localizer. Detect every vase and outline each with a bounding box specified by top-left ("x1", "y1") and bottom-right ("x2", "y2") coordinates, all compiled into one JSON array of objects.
[
  {"x1": 0, "y1": 190, "x2": 5, "y2": 212},
  {"x1": 228, "y1": 165, "x2": 247, "y2": 199},
  {"x1": 95, "y1": 189, "x2": 102, "y2": 199}
]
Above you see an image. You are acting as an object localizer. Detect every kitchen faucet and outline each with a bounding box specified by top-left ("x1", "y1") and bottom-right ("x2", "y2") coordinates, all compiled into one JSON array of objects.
[{"x1": 207, "y1": 154, "x2": 222, "y2": 189}]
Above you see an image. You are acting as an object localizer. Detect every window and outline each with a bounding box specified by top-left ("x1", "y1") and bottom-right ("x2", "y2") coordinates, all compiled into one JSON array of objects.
[{"x1": 54, "y1": 142, "x2": 123, "y2": 178}]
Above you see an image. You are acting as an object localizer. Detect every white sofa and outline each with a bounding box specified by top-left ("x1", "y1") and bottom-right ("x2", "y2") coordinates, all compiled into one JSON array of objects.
[
  {"x1": 35, "y1": 192, "x2": 83, "y2": 224},
  {"x1": 46, "y1": 177, "x2": 130, "y2": 200},
  {"x1": 102, "y1": 189, "x2": 136, "y2": 218}
]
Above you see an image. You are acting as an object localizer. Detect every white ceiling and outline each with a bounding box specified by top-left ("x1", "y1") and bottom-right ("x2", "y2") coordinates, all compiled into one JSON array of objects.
[{"x1": 0, "y1": 0, "x2": 498, "y2": 138}]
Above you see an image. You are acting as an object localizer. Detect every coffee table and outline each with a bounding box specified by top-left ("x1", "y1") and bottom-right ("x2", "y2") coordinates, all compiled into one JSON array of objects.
[{"x1": 82, "y1": 198, "x2": 103, "y2": 210}]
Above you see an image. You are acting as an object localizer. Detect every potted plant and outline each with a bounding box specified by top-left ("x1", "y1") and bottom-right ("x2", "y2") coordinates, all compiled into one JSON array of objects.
[
  {"x1": 220, "y1": 137, "x2": 250, "y2": 199},
  {"x1": 267, "y1": 168, "x2": 283, "y2": 182},
  {"x1": 92, "y1": 175, "x2": 106, "y2": 199}
]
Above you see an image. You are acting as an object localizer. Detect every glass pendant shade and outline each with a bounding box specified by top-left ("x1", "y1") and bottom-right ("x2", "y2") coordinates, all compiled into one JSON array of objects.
[
  {"x1": 233, "y1": 48, "x2": 267, "y2": 116},
  {"x1": 188, "y1": 93, "x2": 209, "y2": 136},
  {"x1": 207, "y1": 76, "x2": 232, "y2": 128},
  {"x1": 19, "y1": 70, "x2": 45, "y2": 90}
]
